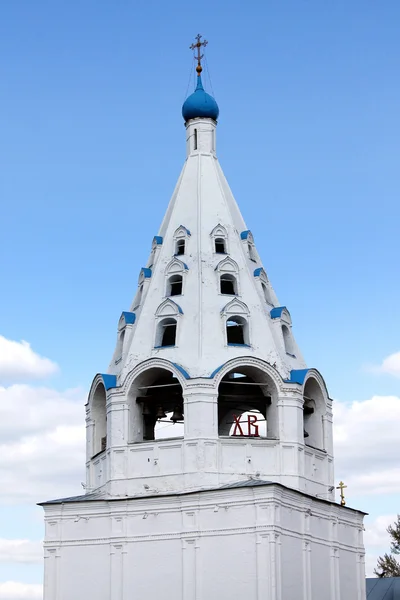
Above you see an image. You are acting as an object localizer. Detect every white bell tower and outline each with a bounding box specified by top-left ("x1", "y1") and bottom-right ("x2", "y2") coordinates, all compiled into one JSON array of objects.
[{"x1": 41, "y1": 36, "x2": 366, "y2": 600}]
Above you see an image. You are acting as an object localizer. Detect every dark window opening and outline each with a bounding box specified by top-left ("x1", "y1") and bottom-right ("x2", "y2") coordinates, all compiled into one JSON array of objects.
[
  {"x1": 261, "y1": 283, "x2": 271, "y2": 304},
  {"x1": 227, "y1": 317, "x2": 245, "y2": 345},
  {"x1": 194, "y1": 128, "x2": 198, "y2": 150},
  {"x1": 176, "y1": 239, "x2": 185, "y2": 255},
  {"x1": 168, "y1": 275, "x2": 183, "y2": 296},
  {"x1": 215, "y1": 238, "x2": 226, "y2": 254},
  {"x1": 248, "y1": 243, "x2": 256, "y2": 262},
  {"x1": 220, "y1": 274, "x2": 236, "y2": 295},
  {"x1": 282, "y1": 324, "x2": 295, "y2": 355},
  {"x1": 160, "y1": 319, "x2": 177, "y2": 347}
]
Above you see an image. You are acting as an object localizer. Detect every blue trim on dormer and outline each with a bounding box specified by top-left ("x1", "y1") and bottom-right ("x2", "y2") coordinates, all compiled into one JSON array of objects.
[
  {"x1": 183, "y1": 262, "x2": 189, "y2": 270},
  {"x1": 240, "y1": 230, "x2": 251, "y2": 240},
  {"x1": 121, "y1": 311, "x2": 136, "y2": 325},
  {"x1": 140, "y1": 268, "x2": 152, "y2": 279},
  {"x1": 284, "y1": 369, "x2": 309, "y2": 385},
  {"x1": 172, "y1": 362, "x2": 190, "y2": 379},
  {"x1": 179, "y1": 225, "x2": 191, "y2": 236},
  {"x1": 100, "y1": 374, "x2": 117, "y2": 390},
  {"x1": 153, "y1": 236, "x2": 163, "y2": 245},
  {"x1": 253, "y1": 267, "x2": 263, "y2": 277},
  {"x1": 270, "y1": 306, "x2": 287, "y2": 319}
]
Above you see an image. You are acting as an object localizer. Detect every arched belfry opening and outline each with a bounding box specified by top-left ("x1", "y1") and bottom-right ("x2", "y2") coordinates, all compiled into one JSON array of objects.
[
  {"x1": 91, "y1": 382, "x2": 107, "y2": 456},
  {"x1": 217, "y1": 366, "x2": 278, "y2": 439},
  {"x1": 303, "y1": 376, "x2": 326, "y2": 450},
  {"x1": 129, "y1": 367, "x2": 184, "y2": 442}
]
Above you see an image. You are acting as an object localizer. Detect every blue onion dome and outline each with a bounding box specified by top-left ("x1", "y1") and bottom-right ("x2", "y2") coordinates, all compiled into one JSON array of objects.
[{"x1": 182, "y1": 76, "x2": 219, "y2": 122}]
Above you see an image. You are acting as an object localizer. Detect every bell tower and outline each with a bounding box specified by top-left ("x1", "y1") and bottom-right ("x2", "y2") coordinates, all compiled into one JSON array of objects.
[{"x1": 42, "y1": 37, "x2": 366, "y2": 600}]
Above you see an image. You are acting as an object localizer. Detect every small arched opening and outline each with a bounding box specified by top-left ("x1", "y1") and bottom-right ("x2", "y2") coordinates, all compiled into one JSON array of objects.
[
  {"x1": 91, "y1": 383, "x2": 107, "y2": 456},
  {"x1": 217, "y1": 366, "x2": 278, "y2": 439},
  {"x1": 116, "y1": 329, "x2": 125, "y2": 359},
  {"x1": 282, "y1": 324, "x2": 295, "y2": 356},
  {"x1": 248, "y1": 243, "x2": 256, "y2": 262},
  {"x1": 130, "y1": 367, "x2": 184, "y2": 441},
  {"x1": 156, "y1": 318, "x2": 177, "y2": 347},
  {"x1": 220, "y1": 274, "x2": 237, "y2": 295},
  {"x1": 134, "y1": 284, "x2": 143, "y2": 309},
  {"x1": 303, "y1": 377, "x2": 325, "y2": 449},
  {"x1": 175, "y1": 239, "x2": 185, "y2": 256},
  {"x1": 261, "y1": 282, "x2": 272, "y2": 305},
  {"x1": 167, "y1": 274, "x2": 183, "y2": 297},
  {"x1": 226, "y1": 316, "x2": 248, "y2": 346},
  {"x1": 215, "y1": 238, "x2": 226, "y2": 254}
]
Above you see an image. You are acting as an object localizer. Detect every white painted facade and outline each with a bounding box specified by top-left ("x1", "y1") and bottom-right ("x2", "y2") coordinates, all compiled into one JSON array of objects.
[{"x1": 42, "y1": 76, "x2": 366, "y2": 600}]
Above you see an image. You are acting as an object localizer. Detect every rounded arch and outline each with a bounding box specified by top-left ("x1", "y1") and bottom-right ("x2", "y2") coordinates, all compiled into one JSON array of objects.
[
  {"x1": 215, "y1": 361, "x2": 281, "y2": 439},
  {"x1": 122, "y1": 358, "x2": 189, "y2": 394},
  {"x1": 302, "y1": 371, "x2": 327, "y2": 450},
  {"x1": 213, "y1": 356, "x2": 283, "y2": 392},
  {"x1": 90, "y1": 381, "x2": 107, "y2": 456},
  {"x1": 126, "y1": 362, "x2": 185, "y2": 442}
]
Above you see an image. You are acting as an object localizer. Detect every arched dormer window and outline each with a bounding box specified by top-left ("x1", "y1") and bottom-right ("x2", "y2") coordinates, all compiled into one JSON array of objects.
[
  {"x1": 270, "y1": 306, "x2": 296, "y2": 357},
  {"x1": 240, "y1": 230, "x2": 257, "y2": 263},
  {"x1": 215, "y1": 238, "x2": 226, "y2": 254},
  {"x1": 157, "y1": 318, "x2": 177, "y2": 347},
  {"x1": 132, "y1": 268, "x2": 152, "y2": 310},
  {"x1": 115, "y1": 311, "x2": 136, "y2": 363},
  {"x1": 117, "y1": 329, "x2": 125, "y2": 358},
  {"x1": 176, "y1": 239, "x2": 185, "y2": 255},
  {"x1": 174, "y1": 225, "x2": 191, "y2": 257},
  {"x1": 220, "y1": 274, "x2": 237, "y2": 295},
  {"x1": 134, "y1": 284, "x2": 143, "y2": 308},
  {"x1": 210, "y1": 224, "x2": 228, "y2": 254},
  {"x1": 165, "y1": 258, "x2": 188, "y2": 297},
  {"x1": 226, "y1": 316, "x2": 248, "y2": 345},
  {"x1": 216, "y1": 256, "x2": 239, "y2": 296},
  {"x1": 261, "y1": 283, "x2": 272, "y2": 304},
  {"x1": 155, "y1": 299, "x2": 182, "y2": 349},
  {"x1": 147, "y1": 235, "x2": 163, "y2": 268},
  {"x1": 254, "y1": 267, "x2": 273, "y2": 306},
  {"x1": 282, "y1": 324, "x2": 295, "y2": 355},
  {"x1": 167, "y1": 274, "x2": 183, "y2": 296},
  {"x1": 222, "y1": 298, "x2": 250, "y2": 347},
  {"x1": 248, "y1": 242, "x2": 256, "y2": 262}
]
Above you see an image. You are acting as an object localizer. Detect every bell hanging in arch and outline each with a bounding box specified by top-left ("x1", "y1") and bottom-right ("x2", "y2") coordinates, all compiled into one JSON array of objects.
[
  {"x1": 170, "y1": 406, "x2": 184, "y2": 423},
  {"x1": 156, "y1": 405, "x2": 167, "y2": 420},
  {"x1": 142, "y1": 403, "x2": 152, "y2": 416}
]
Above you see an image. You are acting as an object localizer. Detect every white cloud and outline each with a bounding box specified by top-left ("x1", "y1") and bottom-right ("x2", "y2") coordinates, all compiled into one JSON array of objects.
[
  {"x1": 0, "y1": 385, "x2": 85, "y2": 504},
  {"x1": 0, "y1": 581, "x2": 42, "y2": 599},
  {"x1": 0, "y1": 539, "x2": 42, "y2": 564},
  {"x1": 364, "y1": 515, "x2": 396, "y2": 548},
  {"x1": 0, "y1": 336, "x2": 58, "y2": 383},
  {"x1": 379, "y1": 352, "x2": 400, "y2": 378},
  {"x1": 363, "y1": 514, "x2": 397, "y2": 577},
  {"x1": 334, "y1": 395, "x2": 400, "y2": 496},
  {"x1": 366, "y1": 351, "x2": 400, "y2": 378}
]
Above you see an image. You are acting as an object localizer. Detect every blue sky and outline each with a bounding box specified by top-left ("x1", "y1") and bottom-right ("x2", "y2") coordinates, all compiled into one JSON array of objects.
[{"x1": 0, "y1": 0, "x2": 399, "y2": 595}]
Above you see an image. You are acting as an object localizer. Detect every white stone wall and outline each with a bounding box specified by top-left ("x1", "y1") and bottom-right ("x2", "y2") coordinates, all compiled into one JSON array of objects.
[{"x1": 43, "y1": 484, "x2": 366, "y2": 600}]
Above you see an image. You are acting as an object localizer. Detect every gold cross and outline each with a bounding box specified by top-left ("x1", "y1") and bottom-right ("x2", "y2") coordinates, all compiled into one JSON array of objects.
[
  {"x1": 336, "y1": 481, "x2": 347, "y2": 506},
  {"x1": 190, "y1": 34, "x2": 208, "y2": 75}
]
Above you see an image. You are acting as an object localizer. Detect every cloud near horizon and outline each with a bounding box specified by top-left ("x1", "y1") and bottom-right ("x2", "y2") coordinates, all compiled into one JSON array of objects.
[
  {"x1": 0, "y1": 581, "x2": 43, "y2": 599},
  {"x1": 366, "y1": 351, "x2": 400, "y2": 379},
  {"x1": 0, "y1": 336, "x2": 58, "y2": 383}
]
